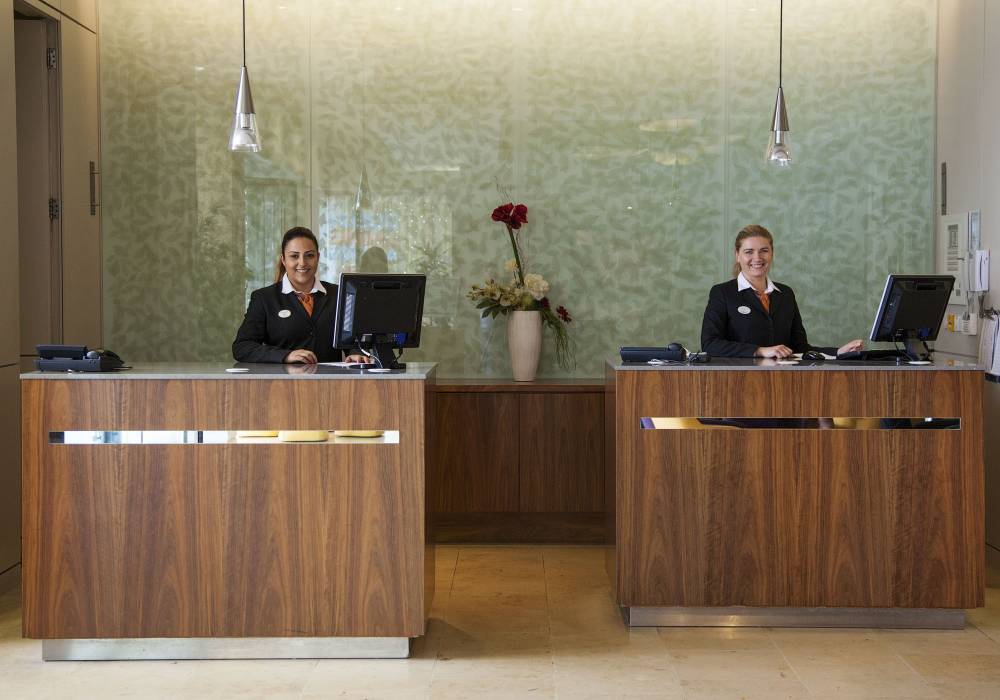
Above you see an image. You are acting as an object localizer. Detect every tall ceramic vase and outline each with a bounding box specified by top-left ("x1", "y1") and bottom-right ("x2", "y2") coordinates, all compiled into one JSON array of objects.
[{"x1": 508, "y1": 310, "x2": 542, "y2": 382}]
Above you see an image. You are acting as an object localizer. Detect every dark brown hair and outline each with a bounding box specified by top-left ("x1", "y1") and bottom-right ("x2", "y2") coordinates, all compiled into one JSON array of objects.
[
  {"x1": 274, "y1": 227, "x2": 320, "y2": 283},
  {"x1": 732, "y1": 224, "x2": 774, "y2": 277}
]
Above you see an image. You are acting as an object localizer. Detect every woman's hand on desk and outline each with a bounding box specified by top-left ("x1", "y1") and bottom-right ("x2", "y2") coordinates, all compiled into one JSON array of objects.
[
  {"x1": 756, "y1": 344, "x2": 794, "y2": 359},
  {"x1": 284, "y1": 349, "x2": 318, "y2": 364},
  {"x1": 837, "y1": 339, "x2": 864, "y2": 355}
]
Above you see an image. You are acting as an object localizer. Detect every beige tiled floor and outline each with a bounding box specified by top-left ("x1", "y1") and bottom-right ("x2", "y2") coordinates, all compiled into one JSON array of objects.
[{"x1": 1, "y1": 546, "x2": 999, "y2": 699}]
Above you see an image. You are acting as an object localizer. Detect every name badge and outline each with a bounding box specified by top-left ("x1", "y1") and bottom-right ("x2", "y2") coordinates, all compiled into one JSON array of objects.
[
  {"x1": 737, "y1": 305, "x2": 751, "y2": 315},
  {"x1": 278, "y1": 309, "x2": 292, "y2": 318}
]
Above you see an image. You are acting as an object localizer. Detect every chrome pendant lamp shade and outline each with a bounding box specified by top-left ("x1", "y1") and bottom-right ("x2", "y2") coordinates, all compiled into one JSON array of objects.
[
  {"x1": 765, "y1": 0, "x2": 791, "y2": 166},
  {"x1": 229, "y1": 0, "x2": 260, "y2": 152}
]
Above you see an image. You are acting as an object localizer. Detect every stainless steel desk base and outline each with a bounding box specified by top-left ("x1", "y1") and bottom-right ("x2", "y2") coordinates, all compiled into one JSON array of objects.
[
  {"x1": 625, "y1": 606, "x2": 964, "y2": 630},
  {"x1": 42, "y1": 637, "x2": 410, "y2": 661}
]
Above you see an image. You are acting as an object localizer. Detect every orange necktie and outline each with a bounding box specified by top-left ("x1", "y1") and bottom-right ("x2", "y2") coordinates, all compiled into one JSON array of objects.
[
  {"x1": 755, "y1": 290, "x2": 771, "y2": 314},
  {"x1": 296, "y1": 292, "x2": 314, "y2": 317}
]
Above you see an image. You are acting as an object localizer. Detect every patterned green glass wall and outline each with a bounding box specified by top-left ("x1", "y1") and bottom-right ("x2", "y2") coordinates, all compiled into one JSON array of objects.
[{"x1": 100, "y1": 0, "x2": 936, "y2": 376}]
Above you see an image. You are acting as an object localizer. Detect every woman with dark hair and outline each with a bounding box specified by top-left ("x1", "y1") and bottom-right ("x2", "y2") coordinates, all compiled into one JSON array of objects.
[
  {"x1": 233, "y1": 227, "x2": 368, "y2": 364},
  {"x1": 700, "y1": 225, "x2": 863, "y2": 359}
]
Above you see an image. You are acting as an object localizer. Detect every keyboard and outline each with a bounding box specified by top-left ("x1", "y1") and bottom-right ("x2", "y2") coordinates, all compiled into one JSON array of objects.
[{"x1": 836, "y1": 349, "x2": 908, "y2": 362}]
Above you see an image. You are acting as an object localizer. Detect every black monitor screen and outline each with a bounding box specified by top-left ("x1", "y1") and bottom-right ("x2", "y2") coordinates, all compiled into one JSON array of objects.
[
  {"x1": 869, "y1": 274, "x2": 955, "y2": 343},
  {"x1": 332, "y1": 273, "x2": 426, "y2": 350}
]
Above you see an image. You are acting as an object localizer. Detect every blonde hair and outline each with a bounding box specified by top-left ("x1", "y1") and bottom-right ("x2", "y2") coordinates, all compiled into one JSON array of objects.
[
  {"x1": 732, "y1": 224, "x2": 774, "y2": 277},
  {"x1": 274, "y1": 227, "x2": 320, "y2": 283}
]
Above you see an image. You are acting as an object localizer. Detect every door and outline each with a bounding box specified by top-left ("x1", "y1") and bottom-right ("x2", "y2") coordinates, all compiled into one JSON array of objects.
[
  {"x1": 16, "y1": 17, "x2": 60, "y2": 358},
  {"x1": 59, "y1": 17, "x2": 101, "y2": 348}
]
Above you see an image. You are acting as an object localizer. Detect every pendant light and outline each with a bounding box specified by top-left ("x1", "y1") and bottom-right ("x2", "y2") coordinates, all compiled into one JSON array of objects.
[
  {"x1": 229, "y1": 0, "x2": 260, "y2": 152},
  {"x1": 765, "y1": 0, "x2": 791, "y2": 166}
]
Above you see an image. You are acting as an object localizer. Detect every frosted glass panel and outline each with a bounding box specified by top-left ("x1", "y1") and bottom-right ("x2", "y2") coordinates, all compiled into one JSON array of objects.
[{"x1": 100, "y1": 0, "x2": 935, "y2": 376}]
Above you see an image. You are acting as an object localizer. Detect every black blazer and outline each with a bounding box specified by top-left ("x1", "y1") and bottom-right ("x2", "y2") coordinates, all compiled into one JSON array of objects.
[
  {"x1": 232, "y1": 281, "x2": 342, "y2": 363},
  {"x1": 700, "y1": 279, "x2": 833, "y2": 358}
]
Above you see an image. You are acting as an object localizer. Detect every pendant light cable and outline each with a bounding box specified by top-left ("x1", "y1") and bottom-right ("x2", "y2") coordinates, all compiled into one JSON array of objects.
[
  {"x1": 242, "y1": 0, "x2": 247, "y2": 66},
  {"x1": 778, "y1": 0, "x2": 783, "y2": 88}
]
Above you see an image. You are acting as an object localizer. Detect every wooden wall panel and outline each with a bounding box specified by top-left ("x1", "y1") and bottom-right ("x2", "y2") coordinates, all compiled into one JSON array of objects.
[
  {"x1": 614, "y1": 368, "x2": 984, "y2": 610},
  {"x1": 22, "y1": 378, "x2": 428, "y2": 639},
  {"x1": 519, "y1": 393, "x2": 603, "y2": 512},
  {"x1": 433, "y1": 393, "x2": 518, "y2": 513},
  {"x1": 0, "y1": 366, "x2": 20, "y2": 573}
]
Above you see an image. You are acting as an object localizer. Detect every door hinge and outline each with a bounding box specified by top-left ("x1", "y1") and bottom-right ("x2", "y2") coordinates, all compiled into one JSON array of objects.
[
  {"x1": 46, "y1": 48, "x2": 56, "y2": 69},
  {"x1": 48, "y1": 198, "x2": 60, "y2": 220}
]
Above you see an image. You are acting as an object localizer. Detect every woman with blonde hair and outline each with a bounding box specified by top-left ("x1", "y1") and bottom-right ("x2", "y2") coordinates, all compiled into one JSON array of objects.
[{"x1": 700, "y1": 225, "x2": 863, "y2": 359}]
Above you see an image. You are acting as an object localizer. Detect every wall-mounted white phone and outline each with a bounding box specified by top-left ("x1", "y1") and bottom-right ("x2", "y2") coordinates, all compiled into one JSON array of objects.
[
  {"x1": 939, "y1": 213, "x2": 970, "y2": 302},
  {"x1": 938, "y1": 211, "x2": 989, "y2": 300},
  {"x1": 970, "y1": 249, "x2": 990, "y2": 292}
]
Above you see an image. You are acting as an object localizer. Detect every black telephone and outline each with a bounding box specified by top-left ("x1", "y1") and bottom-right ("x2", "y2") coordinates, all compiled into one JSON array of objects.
[
  {"x1": 36, "y1": 345, "x2": 126, "y2": 372},
  {"x1": 619, "y1": 344, "x2": 711, "y2": 364}
]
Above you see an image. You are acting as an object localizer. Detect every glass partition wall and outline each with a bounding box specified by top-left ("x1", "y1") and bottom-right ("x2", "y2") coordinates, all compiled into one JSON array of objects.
[{"x1": 100, "y1": 0, "x2": 936, "y2": 376}]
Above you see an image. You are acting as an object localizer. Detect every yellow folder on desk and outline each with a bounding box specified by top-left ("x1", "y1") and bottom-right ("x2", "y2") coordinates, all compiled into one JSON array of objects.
[
  {"x1": 235, "y1": 430, "x2": 279, "y2": 438},
  {"x1": 332, "y1": 430, "x2": 385, "y2": 438},
  {"x1": 278, "y1": 430, "x2": 330, "y2": 442}
]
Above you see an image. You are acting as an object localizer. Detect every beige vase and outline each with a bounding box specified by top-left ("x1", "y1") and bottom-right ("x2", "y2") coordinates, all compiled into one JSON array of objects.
[{"x1": 507, "y1": 310, "x2": 542, "y2": 382}]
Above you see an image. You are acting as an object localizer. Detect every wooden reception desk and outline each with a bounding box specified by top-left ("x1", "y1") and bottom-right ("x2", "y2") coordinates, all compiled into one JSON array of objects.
[
  {"x1": 605, "y1": 358, "x2": 984, "y2": 629},
  {"x1": 21, "y1": 363, "x2": 436, "y2": 660}
]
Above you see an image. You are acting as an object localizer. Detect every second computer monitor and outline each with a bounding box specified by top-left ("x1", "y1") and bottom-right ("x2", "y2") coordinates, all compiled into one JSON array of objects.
[
  {"x1": 869, "y1": 274, "x2": 955, "y2": 360},
  {"x1": 332, "y1": 273, "x2": 426, "y2": 369}
]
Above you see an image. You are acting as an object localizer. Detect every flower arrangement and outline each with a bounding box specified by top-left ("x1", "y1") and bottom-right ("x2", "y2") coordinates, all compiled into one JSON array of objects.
[{"x1": 467, "y1": 201, "x2": 575, "y2": 369}]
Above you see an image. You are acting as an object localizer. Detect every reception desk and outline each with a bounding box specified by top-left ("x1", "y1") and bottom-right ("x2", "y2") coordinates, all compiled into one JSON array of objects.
[
  {"x1": 605, "y1": 358, "x2": 984, "y2": 629},
  {"x1": 21, "y1": 363, "x2": 435, "y2": 659}
]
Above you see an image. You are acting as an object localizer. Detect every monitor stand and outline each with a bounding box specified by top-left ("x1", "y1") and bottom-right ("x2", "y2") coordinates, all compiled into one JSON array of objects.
[
  {"x1": 900, "y1": 333, "x2": 932, "y2": 362},
  {"x1": 358, "y1": 334, "x2": 406, "y2": 370}
]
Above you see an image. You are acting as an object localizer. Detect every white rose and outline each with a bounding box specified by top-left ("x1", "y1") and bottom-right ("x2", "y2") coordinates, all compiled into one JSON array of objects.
[
  {"x1": 504, "y1": 259, "x2": 518, "y2": 272},
  {"x1": 523, "y1": 273, "x2": 550, "y2": 300}
]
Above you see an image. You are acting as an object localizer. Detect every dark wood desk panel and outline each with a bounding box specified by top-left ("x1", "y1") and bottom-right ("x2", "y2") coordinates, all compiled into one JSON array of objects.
[
  {"x1": 22, "y1": 377, "x2": 429, "y2": 639},
  {"x1": 432, "y1": 392, "x2": 519, "y2": 513},
  {"x1": 611, "y1": 367, "x2": 984, "y2": 611},
  {"x1": 519, "y1": 392, "x2": 603, "y2": 512}
]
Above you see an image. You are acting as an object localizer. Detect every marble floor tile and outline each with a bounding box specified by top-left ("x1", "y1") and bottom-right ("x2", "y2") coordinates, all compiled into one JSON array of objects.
[
  {"x1": 429, "y1": 655, "x2": 555, "y2": 700},
  {"x1": 678, "y1": 678, "x2": 812, "y2": 699},
  {"x1": 658, "y1": 626, "x2": 776, "y2": 653},
  {"x1": 929, "y1": 679, "x2": 1000, "y2": 699},
  {"x1": 1, "y1": 546, "x2": 998, "y2": 699},
  {"x1": 779, "y1": 647, "x2": 939, "y2": 698},
  {"x1": 877, "y1": 625, "x2": 1000, "y2": 655},
  {"x1": 301, "y1": 657, "x2": 435, "y2": 698},
  {"x1": 669, "y1": 647, "x2": 801, "y2": 686},
  {"x1": 901, "y1": 652, "x2": 1000, "y2": 684}
]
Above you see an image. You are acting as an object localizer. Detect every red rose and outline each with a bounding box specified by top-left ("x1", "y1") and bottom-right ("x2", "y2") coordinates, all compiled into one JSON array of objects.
[
  {"x1": 491, "y1": 202, "x2": 529, "y2": 229},
  {"x1": 510, "y1": 204, "x2": 528, "y2": 229},
  {"x1": 492, "y1": 203, "x2": 514, "y2": 223},
  {"x1": 557, "y1": 306, "x2": 572, "y2": 323}
]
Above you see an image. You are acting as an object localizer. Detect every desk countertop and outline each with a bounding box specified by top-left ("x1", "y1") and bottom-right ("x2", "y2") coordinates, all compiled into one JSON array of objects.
[
  {"x1": 607, "y1": 356, "x2": 984, "y2": 372},
  {"x1": 21, "y1": 362, "x2": 438, "y2": 380}
]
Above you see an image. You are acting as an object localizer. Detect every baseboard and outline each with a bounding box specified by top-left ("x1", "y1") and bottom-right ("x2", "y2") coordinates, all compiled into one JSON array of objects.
[
  {"x1": 433, "y1": 512, "x2": 606, "y2": 544},
  {"x1": 0, "y1": 563, "x2": 21, "y2": 595}
]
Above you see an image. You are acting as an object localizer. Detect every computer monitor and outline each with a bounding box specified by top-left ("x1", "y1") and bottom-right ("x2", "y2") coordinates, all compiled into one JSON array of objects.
[
  {"x1": 332, "y1": 273, "x2": 426, "y2": 369},
  {"x1": 869, "y1": 274, "x2": 955, "y2": 361}
]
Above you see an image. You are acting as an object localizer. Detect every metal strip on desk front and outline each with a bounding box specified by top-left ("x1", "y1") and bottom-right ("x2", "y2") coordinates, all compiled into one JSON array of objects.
[
  {"x1": 626, "y1": 606, "x2": 964, "y2": 629},
  {"x1": 42, "y1": 637, "x2": 410, "y2": 661}
]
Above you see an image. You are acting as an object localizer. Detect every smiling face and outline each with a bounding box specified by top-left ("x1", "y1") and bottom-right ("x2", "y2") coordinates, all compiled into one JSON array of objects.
[
  {"x1": 281, "y1": 236, "x2": 320, "y2": 291},
  {"x1": 736, "y1": 235, "x2": 773, "y2": 285}
]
